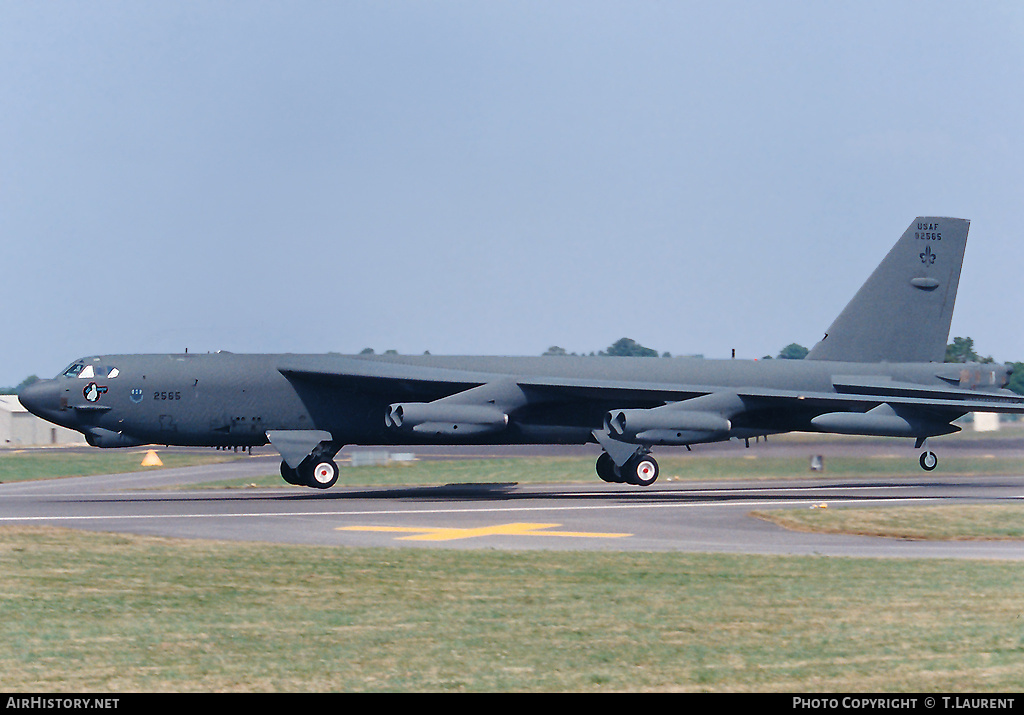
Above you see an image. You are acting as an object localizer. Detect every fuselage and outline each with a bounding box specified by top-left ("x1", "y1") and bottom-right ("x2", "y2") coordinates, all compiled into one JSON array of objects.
[{"x1": 18, "y1": 351, "x2": 1012, "y2": 450}]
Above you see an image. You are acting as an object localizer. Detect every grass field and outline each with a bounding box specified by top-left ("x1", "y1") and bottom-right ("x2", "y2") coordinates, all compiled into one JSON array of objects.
[
  {"x1": 1, "y1": 526, "x2": 1022, "y2": 692},
  {"x1": 754, "y1": 505, "x2": 1024, "y2": 541},
  {"x1": 0, "y1": 449, "x2": 243, "y2": 483},
  {"x1": 1, "y1": 445, "x2": 1023, "y2": 691}
]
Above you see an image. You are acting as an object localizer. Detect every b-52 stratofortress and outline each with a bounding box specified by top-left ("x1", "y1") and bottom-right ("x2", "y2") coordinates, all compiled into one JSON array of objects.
[{"x1": 20, "y1": 217, "x2": 1024, "y2": 489}]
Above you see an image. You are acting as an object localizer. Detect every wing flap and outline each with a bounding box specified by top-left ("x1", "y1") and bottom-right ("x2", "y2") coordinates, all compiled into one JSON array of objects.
[{"x1": 735, "y1": 385, "x2": 1024, "y2": 414}]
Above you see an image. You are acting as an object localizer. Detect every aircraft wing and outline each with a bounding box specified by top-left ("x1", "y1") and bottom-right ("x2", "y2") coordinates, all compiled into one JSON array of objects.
[
  {"x1": 278, "y1": 359, "x2": 712, "y2": 404},
  {"x1": 278, "y1": 359, "x2": 1024, "y2": 426}
]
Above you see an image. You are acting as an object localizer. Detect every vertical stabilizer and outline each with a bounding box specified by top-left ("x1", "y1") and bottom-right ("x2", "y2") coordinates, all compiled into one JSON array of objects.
[{"x1": 806, "y1": 217, "x2": 969, "y2": 363}]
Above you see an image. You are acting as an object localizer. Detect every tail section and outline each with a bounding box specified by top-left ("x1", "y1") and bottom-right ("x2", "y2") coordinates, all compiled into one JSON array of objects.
[{"x1": 806, "y1": 217, "x2": 969, "y2": 363}]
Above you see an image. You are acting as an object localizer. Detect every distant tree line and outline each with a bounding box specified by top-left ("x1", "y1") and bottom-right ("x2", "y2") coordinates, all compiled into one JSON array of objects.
[
  {"x1": 0, "y1": 375, "x2": 39, "y2": 395},
  {"x1": 543, "y1": 337, "x2": 671, "y2": 358},
  {"x1": 545, "y1": 338, "x2": 808, "y2": 361}
]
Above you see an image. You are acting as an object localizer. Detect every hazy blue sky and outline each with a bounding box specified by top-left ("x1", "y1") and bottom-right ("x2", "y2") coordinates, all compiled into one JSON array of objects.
[{"x1": 3, "y1": 1, "x2": 1023, "y2": 385}]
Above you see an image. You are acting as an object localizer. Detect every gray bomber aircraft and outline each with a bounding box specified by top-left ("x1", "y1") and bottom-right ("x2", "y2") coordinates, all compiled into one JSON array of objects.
[{"x1": 19, "y1": 217, "x2": 1024, "y2": 488}]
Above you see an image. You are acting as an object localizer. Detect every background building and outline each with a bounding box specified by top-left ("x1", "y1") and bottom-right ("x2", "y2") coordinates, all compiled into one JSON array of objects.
[{"x1": 0, "y1": 395, "x2": 85, "y2": 447}]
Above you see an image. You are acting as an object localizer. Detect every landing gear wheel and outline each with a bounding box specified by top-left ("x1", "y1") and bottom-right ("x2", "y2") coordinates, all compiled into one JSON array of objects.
[
  {"x1": 919, "y1": 451, "x2": 938, "y2": 471},
  {"x1": 624, "y1": 455, "x2": 659, "y2": 487},
  {"x1": 280, "y1": 461, "x2": 304, "y2": 486},
  {"x1": 306, "y1": 459, "x2": 340, "y2": 489},
  {"x1": 596, "y1": 452, "x2": 620, "y2": 483}
]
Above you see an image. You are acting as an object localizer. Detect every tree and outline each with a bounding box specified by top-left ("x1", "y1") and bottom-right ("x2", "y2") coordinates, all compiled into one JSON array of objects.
[
  {"x1": 602, "y1": 338, "x2": 659, "y2": 358},
  {"x1": 1007, "y1": 362, "x2": 1024, "y2": 396},
  {"x1": 1, "y1": 376, "x2": 39, "y2": 395},
  {"x1": 542, "y1": 346, "x2": 568, "y2": 356},
  {"x1": 945, "y1": 337, "x2": 993, "y2": 364},
  {"x1": 777, "y1": 343, "x2": 809, "y2": 360}
]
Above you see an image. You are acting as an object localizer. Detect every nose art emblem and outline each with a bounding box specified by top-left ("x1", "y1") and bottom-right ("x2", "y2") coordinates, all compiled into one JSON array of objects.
[
  {"x1": 84, "y1": 382, "x2": 108, "y2": 402},
  {"x1": 130, "y1": 389, "x2": 144, "y2": 403}
]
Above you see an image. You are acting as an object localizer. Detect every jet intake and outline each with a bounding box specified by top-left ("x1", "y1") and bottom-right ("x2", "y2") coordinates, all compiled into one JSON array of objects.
[
  {"x1": 84, "y1": 427, "x2": 147, "y2": 448},
  {"x1": 810, "y1": 404, "x2": 959, "y2": 438},
  {"x1": 605, "y1": 407, "x2": 731, "y2": 445},
  {"x1": 385, "y1": 402, "x2": 509, "y2": 436}
]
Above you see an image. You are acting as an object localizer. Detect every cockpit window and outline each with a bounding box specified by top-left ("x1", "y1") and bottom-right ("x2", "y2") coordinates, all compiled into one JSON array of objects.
[
  {"x1": 59, "y1": 363, "x2": 118, "y2": 379},
  {"x1": 61, "y1": 363, "x2": 85, "y2": 378}
]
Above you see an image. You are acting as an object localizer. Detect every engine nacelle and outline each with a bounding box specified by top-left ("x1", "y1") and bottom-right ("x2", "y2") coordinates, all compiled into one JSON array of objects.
[
  {"x1": 605, "y1": 407, "x2": 731, "y2": 445},
  {"x1": 84, "y1": 427, "x2": 147, "y2": 448},
  {"x1": 385, "y1": 402, "x2": 509, "y2": 436}
]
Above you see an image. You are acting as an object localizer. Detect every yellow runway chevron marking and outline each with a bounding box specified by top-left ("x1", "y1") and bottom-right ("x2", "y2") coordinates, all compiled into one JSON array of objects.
[{"x1": 337, "y1": 522, "x2": 632, "y2": 542}]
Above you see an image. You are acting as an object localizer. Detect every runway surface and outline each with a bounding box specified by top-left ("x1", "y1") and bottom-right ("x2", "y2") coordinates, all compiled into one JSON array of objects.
[{"x1": 2, "y1": 445, "x2": 1023, "y2": 559}]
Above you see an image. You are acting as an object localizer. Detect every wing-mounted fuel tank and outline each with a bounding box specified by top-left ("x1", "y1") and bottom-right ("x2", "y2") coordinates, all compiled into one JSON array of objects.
[
  {"x1": 384, "y1": 380, "x2": 529, "y2": 438},
  {"x1": 604, "y1": 393, "x2": 745, "y2": 446},
  {"x1": 810, "y1": 403, "x2": 960, "y2": 438}
]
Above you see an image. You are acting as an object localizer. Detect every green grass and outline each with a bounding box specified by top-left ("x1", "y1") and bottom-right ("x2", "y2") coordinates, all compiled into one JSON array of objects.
[
  {"x1": 753, "y1": 505, "x2": 1024, "y2": 541},
  {"x1": 0, "y1": 450, "x2": 243, "y2": 483},
  {"x1": 1, "y1": 526, "x2": 1022, "y2": 692}
]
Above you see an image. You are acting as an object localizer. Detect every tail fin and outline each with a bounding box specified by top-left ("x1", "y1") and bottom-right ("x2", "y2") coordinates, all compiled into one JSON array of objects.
[{"x1": 806, "y1": 217, "x2": 970, "y2": 363}]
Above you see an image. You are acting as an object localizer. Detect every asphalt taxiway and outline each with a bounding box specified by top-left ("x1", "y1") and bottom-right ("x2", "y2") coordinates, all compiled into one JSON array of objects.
[{"x1": 1, "y1": 446, "x2": 1023, "y2": 559}]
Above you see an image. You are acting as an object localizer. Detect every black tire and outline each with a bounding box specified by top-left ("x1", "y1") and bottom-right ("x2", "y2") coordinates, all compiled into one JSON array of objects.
[
  {"x1": 919, "y1": 451, "x2": 938, "y2": 471},
  {"x1": 596, "y1": 452, "x2": 620, "y2": 483},
  {"x1": 305, "y1": 459, "x2": 340, "y2": 489},
  {"x1": 280, "y1": 461, "x2": 304, "y2": 486},
  {"x1": 624, "y1": 454, "x2": 659, "y2": 486}
]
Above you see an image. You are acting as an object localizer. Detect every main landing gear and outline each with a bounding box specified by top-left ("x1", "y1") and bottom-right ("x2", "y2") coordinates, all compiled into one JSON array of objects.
[
  {"x1": 281, "y1": 457, "x2": 340, "y2": 489},
  {"x1": 266, "y1": 430, "x2": 343, "y2": 490},
  {"x1": 596, "y1": 451, "x2": 660, "y2": 486}
]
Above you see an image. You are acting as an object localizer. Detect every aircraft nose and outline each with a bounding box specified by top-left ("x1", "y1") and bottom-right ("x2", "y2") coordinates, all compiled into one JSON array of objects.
[{"x1": 18, "y1": 379, "x2": 62, "y2": 418}]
